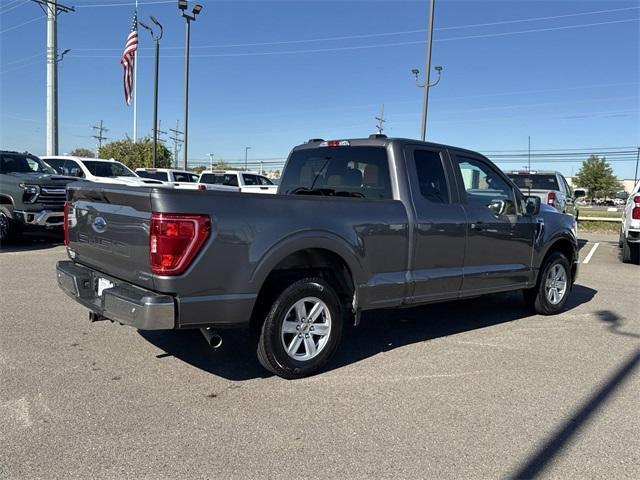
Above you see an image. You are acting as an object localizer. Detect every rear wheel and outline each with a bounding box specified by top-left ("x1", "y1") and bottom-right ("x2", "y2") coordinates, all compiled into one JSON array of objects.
[
  {"x1": 256, "y1": 277, "x2": 343, "y2": 379},
  {"x1": 524, "y1": 251, "x2": 572, "y2": 315},
  {"x1": 621, "y1": 235, "x2": 640, "y2": 264},
  {"x1": 0, "y1": 206, "x2": 20, "y2": 245}
]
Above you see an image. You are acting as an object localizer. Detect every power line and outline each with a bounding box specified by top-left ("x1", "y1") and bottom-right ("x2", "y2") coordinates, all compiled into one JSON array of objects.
[
  {"x1": 0, "y1": 1, "x2": 29, "y2": 15},
  {"x1": 71, "y1": 17, "x2": 639, "y2": 59}
]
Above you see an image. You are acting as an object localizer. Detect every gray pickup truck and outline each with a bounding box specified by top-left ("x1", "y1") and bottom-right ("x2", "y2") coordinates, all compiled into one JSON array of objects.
[
  {"x1": 1, "y1": 150, "x2": 75, "y2": 243},
  {"x1": 57, "y1": 136, "x2": 578, "y2": 378}
]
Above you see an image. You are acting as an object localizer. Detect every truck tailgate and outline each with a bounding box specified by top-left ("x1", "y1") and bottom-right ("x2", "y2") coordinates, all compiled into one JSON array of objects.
[{"x1": 66, "y1": 183, "x2": 155, "y2": 290}]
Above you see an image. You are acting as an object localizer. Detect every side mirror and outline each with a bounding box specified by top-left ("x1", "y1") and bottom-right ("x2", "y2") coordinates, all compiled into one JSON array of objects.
[{"x1": 524, "y1": 195, "x2": 541, "y2": 215}]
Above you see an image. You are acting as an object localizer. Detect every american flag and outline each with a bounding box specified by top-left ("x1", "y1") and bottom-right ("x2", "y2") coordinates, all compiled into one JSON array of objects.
[{"x1": 120, "y1": 12, "x2": 138, "y2": 105}]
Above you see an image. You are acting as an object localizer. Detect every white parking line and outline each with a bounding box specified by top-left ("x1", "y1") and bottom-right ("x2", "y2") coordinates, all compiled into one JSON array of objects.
[{"x1": 582, "y1": 242, "x2": 600, "y2": 264}]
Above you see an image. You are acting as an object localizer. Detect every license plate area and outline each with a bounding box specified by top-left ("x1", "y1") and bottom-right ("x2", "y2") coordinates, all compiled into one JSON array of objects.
[{"x1": 97, "y1": 277, "x2": 114, "y2": 296}]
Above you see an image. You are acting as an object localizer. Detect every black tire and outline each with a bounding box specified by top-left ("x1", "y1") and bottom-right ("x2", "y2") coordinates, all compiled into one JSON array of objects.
[
  {"x1": 618, "y1": 226, "x2": 624, "y2": 248},
  {"x1": 621, "y1": 236, "x2": 640, "y2": 264},
  {"x1": 0, "y1": 206, "x2": 20, "y2": 245},
  {"x1": 256, "y1": 277, "x2": 343, "y2": 379},
  {"x1": 523, "y1": 251, "x2": 572, "y2": 315}
]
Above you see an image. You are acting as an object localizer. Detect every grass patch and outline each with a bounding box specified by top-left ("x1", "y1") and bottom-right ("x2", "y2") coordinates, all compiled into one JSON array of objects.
[{"x1": 578, "y1": 220, "x2": 621, "y2": 233}]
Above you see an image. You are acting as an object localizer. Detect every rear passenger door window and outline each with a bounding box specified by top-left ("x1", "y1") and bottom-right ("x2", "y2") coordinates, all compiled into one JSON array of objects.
[{"x1": 413, "y1": 150, "x2": 450, "y2": 204}]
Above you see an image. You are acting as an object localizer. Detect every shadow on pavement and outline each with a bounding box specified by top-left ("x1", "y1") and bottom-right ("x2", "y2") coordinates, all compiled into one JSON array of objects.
[
  {"x1": 509, "y1": 349, "x2": 640, "y2": 479},
  {"x1": 139, "y1": 284, "x2": 597, "y2": 381},
  {"x1": 0, "y1": 233, "x2": 63, "y2": 253},
  {"x1": 595, "y1": 310, "x2": 640, "y2": 339}
]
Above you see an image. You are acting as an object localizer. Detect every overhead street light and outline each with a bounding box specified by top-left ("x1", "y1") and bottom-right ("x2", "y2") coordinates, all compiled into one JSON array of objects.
[
  {"x1": 411, "y1": 0, "x2": 440, "y2": 142},
  {"x1": 177, "y1": 0, "x2": 204, "y2": 170},
  {"x1": 139, "y1": 16, "x2": 164, "y2": 168}
]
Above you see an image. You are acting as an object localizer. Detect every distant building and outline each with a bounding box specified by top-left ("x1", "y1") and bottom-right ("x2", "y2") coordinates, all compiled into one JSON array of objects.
[{"x1": 566, "y1": 176, "x2": 637, "y2": 193}]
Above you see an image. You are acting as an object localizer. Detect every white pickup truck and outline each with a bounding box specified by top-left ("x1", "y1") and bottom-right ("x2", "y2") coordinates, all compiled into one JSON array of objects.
[
  {"x1": 619, "y1": 181, "x2": 640, "y2": 264},
  {"x1": 198, "y1": 170, "x2": 278, "y2": 194}
]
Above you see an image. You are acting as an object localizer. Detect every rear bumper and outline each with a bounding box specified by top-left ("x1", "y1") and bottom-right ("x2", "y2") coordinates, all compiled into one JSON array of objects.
[
  {"x1": 625, "y1": 228, "x2": 640, "y2": 243},
  {"x1": 56, "y1": 260, "x2": 175, "y2": 330},
  {"x1": 56, "y1": 260, "x2": 256, "y2": 330}
]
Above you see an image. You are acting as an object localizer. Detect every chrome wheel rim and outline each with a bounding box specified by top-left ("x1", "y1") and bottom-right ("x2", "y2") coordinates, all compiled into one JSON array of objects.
[
  {"x1": 545, "y1": 263, "x2": 568, "y2": 305},
  {"x1": 281, "y1": 297, "x2": 332, "y2": 361}
]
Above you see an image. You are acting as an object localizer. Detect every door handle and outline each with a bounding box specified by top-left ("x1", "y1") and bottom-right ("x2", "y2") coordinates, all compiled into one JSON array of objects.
[{"x1": 471, "y1": 222, "x2": 486, "y2": 231}]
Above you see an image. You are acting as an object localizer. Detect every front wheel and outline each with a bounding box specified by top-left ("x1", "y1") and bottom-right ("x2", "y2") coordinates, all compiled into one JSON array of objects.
[
  {"x1": 523, "y1": 252, "x2": 572, "y2": 315},
  {"x1": 256, "y1": 277, "x2": 343, "y2": 379},
  {"x1": 0, "y1": 206, "x2": 20, "y2": 245}
]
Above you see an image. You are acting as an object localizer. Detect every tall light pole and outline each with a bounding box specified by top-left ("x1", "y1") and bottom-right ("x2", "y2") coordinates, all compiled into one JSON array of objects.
[
  {"x1": 31, "y1": 0, "x2": 74, "y2": 155},
  {"x1": 209, "y1": 153, "x2": 214, "y2": 170},
  {"x1": 139, "y1": 16, "x2": 163, "y2": 168},
  {"x1": 178, "y1": 0, "x2": 203, "y2": 170},
  {"x1": 244, "y1": 146, "x2": 251, "y2": 171},
  {"x1": 411, "y1": 0, "x2": 440, "y2": 141}
]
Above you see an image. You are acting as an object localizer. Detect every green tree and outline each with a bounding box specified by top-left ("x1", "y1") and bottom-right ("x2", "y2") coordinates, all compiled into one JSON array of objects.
[
  {"x1": 98, "y1": 137, "x2": 172, "y2": 169},
  {"x1": 69, "y1": 147, "x2": 94, "y2": 158},
  {"x1": 574, "y1": 155, "x2": 621, "y2": 199}
]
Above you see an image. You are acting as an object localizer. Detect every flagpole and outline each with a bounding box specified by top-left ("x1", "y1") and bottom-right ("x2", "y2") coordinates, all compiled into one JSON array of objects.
[{"x1": 133, "y1": 0, "x2": 138, "y2": 142}]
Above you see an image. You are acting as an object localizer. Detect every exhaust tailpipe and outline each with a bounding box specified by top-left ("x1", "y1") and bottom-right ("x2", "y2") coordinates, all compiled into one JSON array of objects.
[{"x1": 200, "y1": 327, "x2": 223, "y2": 349}]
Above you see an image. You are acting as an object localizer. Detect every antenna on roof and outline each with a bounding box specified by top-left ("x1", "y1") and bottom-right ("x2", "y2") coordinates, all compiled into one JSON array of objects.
[{"x1": 375, "y1": 104, "x2": 386, "y2": 135}]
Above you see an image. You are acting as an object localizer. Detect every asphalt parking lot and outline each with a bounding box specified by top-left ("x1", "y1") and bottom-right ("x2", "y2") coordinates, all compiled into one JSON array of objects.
[{"x1": 1, "y1": 233, "x2": 638, "y2": 479}]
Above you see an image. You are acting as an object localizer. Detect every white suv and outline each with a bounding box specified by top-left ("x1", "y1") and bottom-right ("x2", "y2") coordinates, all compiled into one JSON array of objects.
[
  {"x1": 42, "y1": 156, "x2": 163, "y2": 185},
  {"x1": 619, "y1": 181, "x2": 640, "y2": 264},
  {"x1": 135, "y1": 168, "x2": 200, "y2": 183},
  {"x1": 198, "y1": 170, "x2": 277, "y2": 194}
]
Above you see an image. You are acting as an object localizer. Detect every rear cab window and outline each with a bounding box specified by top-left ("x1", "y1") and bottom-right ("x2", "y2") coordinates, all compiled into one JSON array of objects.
[
  {"x1": 280, "y1": 146, "x2": 392, "y2": 200},
  {"x1": 137, "y1": 170, "x2": 169, "y2": 181},
  {"x1": 508, "y1": 173, "x2": 559, "y2": 191}
]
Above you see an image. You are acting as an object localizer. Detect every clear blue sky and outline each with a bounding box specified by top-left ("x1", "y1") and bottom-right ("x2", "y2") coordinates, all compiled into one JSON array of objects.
[{"x1": 1, "y1": 0, "x2": 638, "y2": 177}]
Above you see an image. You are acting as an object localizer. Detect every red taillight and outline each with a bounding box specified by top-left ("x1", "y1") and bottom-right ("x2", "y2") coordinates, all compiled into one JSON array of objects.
[
  {"x1": 632, "y1": 195, "x2": 640, "y2": 220},
  {"x1": 149, "y1": 213, "x2": 211, "y2": 275},
  {"x1": 547, "y1": 192, "x2": 556, "y2": 206},
  {"x1": 63, "y1": 201, "x2": 69, "y2": 246},
  {"x1": 197, "y1": 184, "x2": 206, "y2": 191}
]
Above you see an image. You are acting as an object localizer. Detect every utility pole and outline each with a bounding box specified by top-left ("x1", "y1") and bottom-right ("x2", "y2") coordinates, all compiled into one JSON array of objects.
[
  {"x1": 169, "y1": 120, "x2": 184, "y2": 169},
  {"x1": 31, "y1": 0, "x2": 75, "y2": 155},
  {"x1": 634, "y1": 147, "x2": 639, "y2": 185},
  {"x1": 209, "y1": 153, "x2": 214, "y2": 170},
  {"x1": 157, "y1": 120, "x2": 168, "y2": 144},
  {"x1": 375, "y1": 104, "x2": 386, "y2": 134},
  {"x1": 528, "y1": 136, "x2": 531, "y2": 172},
  {"x1": 244, "y1": 146, "x2": 251, "y2": 171},
  {"x1": 91, "y1": 120, "x2": 108, "y2": 157}
]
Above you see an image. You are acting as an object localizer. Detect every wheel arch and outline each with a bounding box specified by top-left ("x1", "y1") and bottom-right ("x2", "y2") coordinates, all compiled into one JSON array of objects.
[{"x1": 248, "y1": 233, "x2": 365, "y2": 332}]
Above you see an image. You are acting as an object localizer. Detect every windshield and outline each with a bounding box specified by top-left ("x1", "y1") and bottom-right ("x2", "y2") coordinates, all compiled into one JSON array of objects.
[
  {"x1": 137, "y1": 170, "x2": 169, "y2": 181},
  {"x1": 508, "y1": 174, "x2": 559, "y2": 190},
  {"x1": 279, "y1": 146, "x2": 392, "y2": 199},
  {"x1": 82, "y1": 161, "x2": 136, "y2": 177},
  {"x1": 0, "y1": 153, "x2": 56, "y2": 174}
]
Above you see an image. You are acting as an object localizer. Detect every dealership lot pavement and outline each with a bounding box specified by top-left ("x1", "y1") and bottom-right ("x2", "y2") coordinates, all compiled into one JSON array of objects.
[{"x1": 1, "y1": 233, "x2": 638, "y2": 479}]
